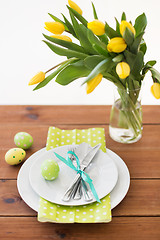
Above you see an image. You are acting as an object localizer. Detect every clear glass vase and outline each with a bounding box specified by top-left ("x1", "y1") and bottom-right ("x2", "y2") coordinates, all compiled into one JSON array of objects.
[{"x1": 109, "y1": 87, "x2": 143, "y2": 144}]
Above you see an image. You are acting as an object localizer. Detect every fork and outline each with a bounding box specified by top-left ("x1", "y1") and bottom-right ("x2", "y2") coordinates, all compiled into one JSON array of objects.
[{"x1": 68, "y1": 146, "x2": 82, "y2": 200}]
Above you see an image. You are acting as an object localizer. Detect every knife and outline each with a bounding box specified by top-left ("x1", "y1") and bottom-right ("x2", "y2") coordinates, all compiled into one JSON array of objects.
[{"x1": 62, "y1": 143, "x2": 101, "y2": 202}]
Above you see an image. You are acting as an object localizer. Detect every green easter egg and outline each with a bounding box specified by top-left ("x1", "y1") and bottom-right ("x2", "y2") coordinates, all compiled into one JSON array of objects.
[
  {"x1": 41, "y1": 159, "x2": 59, "y2": 181},
  {"x1": 14, "y1": 132, "x2": 33, "y2": 150},
  {"x1": 5, "y1": 148, "x2": 26, "y2": 165}
]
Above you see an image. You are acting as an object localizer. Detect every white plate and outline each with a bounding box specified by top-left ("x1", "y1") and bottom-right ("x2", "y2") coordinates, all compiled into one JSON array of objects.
[
  {"x1": 29, "y1": 145, "x2": 118, "y2": 206},
  {"x1": 17, "y1": 148, "x2": 130, "y2": 211}
]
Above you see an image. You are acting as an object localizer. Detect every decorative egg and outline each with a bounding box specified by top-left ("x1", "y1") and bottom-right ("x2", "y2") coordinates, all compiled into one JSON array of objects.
[
  {"x1": 14, "y1": 132, "x2": 33, "y2": 150},
  {"x1": 5, "y1": 148, "x2": 26, "y2": 165},
  {"x1": 41, "y1": 159, "x2": 59, "y2": 181}
]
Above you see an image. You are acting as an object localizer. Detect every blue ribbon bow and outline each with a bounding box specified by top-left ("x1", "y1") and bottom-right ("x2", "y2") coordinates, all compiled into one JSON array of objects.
[{"x1": 54, "y1": 150, "x2": 101, "y2": 203}]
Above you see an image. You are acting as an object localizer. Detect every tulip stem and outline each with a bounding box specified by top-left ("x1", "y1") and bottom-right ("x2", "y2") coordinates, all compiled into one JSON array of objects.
[
  {"x1": 65, "y1": 30, "x2": 70, "y2": 33},
  {"x1": 45, "y1": 59, "x2": 72, "y2": 74},
  {"x1": 117, "y1": 88, "x2": 142, "y2": 138}
]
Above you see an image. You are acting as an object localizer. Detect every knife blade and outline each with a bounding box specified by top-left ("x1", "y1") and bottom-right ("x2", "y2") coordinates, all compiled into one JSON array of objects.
[
  {"x1": 80, "y1": 143, "x2": 101, "y2": 171},
  {"x1": 62, "y1": 143, "x2": 101, "y2": 202}
]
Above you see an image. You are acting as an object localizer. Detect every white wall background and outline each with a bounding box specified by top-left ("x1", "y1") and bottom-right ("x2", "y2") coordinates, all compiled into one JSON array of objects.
[{"x1": 0, "y1": 0, "x2": 160, "y2": 105}]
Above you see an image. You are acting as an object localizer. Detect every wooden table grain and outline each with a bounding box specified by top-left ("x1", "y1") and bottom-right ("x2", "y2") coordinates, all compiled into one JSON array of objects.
[{"x1": 0, "y1": 105, "x2": 160, "y2": 240}]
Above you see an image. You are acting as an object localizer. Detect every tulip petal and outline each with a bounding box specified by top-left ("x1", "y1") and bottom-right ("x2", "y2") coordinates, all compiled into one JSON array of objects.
[
  {"x1": 120, "y1": 20, "x2": 136, "y2": 36},
  {"x1": 50, "y1": 34, "x2": 72, "y2": 42},
  {"x1": 86, "y1": 73, "x2": 103, "y2": 94},
  {"x1": 87, "y1": 20, "x2": 105, "y2": 36},
  {"x1": 44, "y1": 22, "x2": 65, "y2": 34},
  {"x1": 34, "y1": 59, "x2": 76, "y2": 90},
  {"x1": 48, "y1": 13, "x2": 68, "y2": 30},
  {"x1": 116, "y1": 62, "x2": 130, "y2": 79},
  {"x1": 151, "y1": 83, "x2": 160, "y2": 99},
  {"x1": 68, "y1": 0, "x2": 83, "y2": 15},
  {"x1": 107, "y1": 37, "x2": 127, "y2": 53},
  {"x1": 28, "y1": 72, "x2": 45, "y2": 85}
]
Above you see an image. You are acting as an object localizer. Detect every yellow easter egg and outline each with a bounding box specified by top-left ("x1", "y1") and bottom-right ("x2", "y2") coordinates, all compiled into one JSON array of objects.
[{"x1": 5, "y1": 148, "x2": 26, "y2": 165}]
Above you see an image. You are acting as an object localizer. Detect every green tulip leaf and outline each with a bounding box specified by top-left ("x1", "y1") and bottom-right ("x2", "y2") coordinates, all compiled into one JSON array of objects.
[
  {"x1": 56, "y1": 60, "x2": 90, "y2": 85},
  {"x1": 121, "y1": 12, "x2": 126, "y2": 21},
  {"x1": 127, "y1": 77, "x2": 141, "y2": 103},
  {"x1": 105, "y1": 22, "x2": 121, "y2": 38},
  {"x1": 43, "y1": 40, "x2": 88, "y2": 59},
  {"x1": 131, "y1": 51, "x2": 144, "y2": 77},
  {"x1": 149, "y1": 67, "x2": 160, "y2": 82},
  {"x1": 115, "y1": 17, "x2": 121, "y2": 35},
  {"x1": 69, "y1": 12, "x2": 97, "y2": 54},
  {"x1": 134, "y1": 13, "x2": 147, "y2": 37},
  {"x1": 124, "y1": 50, "x2": 136, "y2": 69},
  {"x1": 79, "y1": 24, "x2": 98, "y2": 54},
  {"x1": 91, "y1": 2, "x2": 98, "y2": 19},
  {"x1": 67, "y1": 6, "x2": 88, "y2": 27},
  {"x1": 103, "y1": 73, "x2": 125, "y2": 89},
  {"x1": 140, "y1": 41, "x2": 147, "y2": 54},
  {"x1": 103, "y1": 73, "x2": 117, "y2": 83},
  {"x1": 87, "y1": 29, "x2": 109, "y2": 57},
  {"x1": 98, "y1": 34, "x2": 109, "y2": 45},
  {"x1": 43, "y1": 34, "x2": 85, "y2": 53},
  {"x1": 123, "y1": 27, "x2": 134, "y2": 46},
  {"x1": 82, "y1": 58, "x2": 114, "y2": 84},
  {"x1": 142, "y1": 61, "x2": 156, "y2": 75},
  {"x1": 84, "y1": 55, "x2": 106, "y2": 69},
  {"x1": 62, "y1": 14, "x2": 77, "y2": 38},
  {"x1": 112, "y1": 54, "x2": 124, "y2": 63},
  {"x1": 33, "y1": 59, "x2": 76, "y2": 90},
  {"x1": 146, "y1": 60, "x2": 157, "y2": 67},
  {"x1": 87, "y1": 29, "x2": 106, "y2": 48},
  {"x1": 92, "y1": 43, "x2": 110, "y2": 57},
  {"x1": 130, "y1": 32, "x2": 144, "y2": 54}
]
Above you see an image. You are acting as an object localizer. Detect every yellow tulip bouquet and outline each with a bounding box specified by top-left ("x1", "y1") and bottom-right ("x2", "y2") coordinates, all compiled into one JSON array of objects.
[{"x1": 29, "y1": 0, "x2": 160, "y2": 143}]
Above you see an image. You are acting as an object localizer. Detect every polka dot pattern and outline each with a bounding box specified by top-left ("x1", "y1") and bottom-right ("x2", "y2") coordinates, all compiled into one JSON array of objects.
[{"x1": 38, "y1": 127, "x2": 111, "y2": 223}]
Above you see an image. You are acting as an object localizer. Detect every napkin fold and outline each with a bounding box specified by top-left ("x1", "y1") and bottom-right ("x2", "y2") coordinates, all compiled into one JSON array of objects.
[{"x1": 38, "y1": 127, "x2": 112, "y2": 223}]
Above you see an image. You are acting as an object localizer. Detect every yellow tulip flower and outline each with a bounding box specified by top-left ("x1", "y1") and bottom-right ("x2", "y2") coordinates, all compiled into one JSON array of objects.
[
  {"x1": 107, "y1": 37, "x2": 127, "y2": 53},
  {"x1": 28, "y1": 71, "x2": 45, "y2": 85},
  {"x1": 44, "y1": 22, "x2": 65, "y2": 34},
  {"x1": 116, "y1": 62, "x2": 130, "y2": 79},
  {"x1": 87, "y1": 20, "x2": 105, "y2": 36},
  {"x1": 51, "y1": 34, "x2": 72, "y2": 42},
  {"x1": 151, "y1": 82, "x2": 160, "y2": 99},
  {"x1": 86, "y1": 73, "x2": 103, "y2": 94},
  {"x1": 68, "y1": 0, "x2": 83, "y2": 15},
  {"x1": 120, "y1": 20, "x2": 136, "y2": 36}
]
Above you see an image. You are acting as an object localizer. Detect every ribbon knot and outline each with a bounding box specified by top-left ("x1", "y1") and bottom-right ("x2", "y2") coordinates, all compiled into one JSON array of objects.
[
  {"x1": 77, "y1": 169, "x2": 82, "y2": 175},
  {"x1": 54, "y1": 150, "x2": 101, "y2": 203}
]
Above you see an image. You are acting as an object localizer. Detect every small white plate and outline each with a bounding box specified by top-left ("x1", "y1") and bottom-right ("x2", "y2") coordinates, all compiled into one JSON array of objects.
[
  {"x1": 17, "y1": 147, "x2": 130, "y2": 211},
  {"x1": 29, "y1": 145, "x2": 118, "y2": 206}
]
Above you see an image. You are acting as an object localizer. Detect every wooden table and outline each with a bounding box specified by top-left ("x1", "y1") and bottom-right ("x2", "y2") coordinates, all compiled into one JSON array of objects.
[{"x1": 0, "y1": 105, "x2": 160, "y2": 240}]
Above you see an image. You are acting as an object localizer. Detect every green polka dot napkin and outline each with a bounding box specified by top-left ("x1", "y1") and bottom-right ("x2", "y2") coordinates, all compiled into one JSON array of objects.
[{"x1": 38, "y1": 127, "x2": 112, "y2": 223}]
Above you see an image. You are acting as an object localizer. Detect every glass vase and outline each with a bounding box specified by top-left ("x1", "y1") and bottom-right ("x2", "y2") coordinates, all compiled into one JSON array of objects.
[{"x1": 109, "y1": 87, "x2": 143, "y2": 144}]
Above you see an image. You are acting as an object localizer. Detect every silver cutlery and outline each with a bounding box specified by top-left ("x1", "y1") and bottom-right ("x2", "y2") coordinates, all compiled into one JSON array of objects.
[
  {"x1": 68, "y1": 146, "x2": 82, "y2": 200},
  {"x1": 73, "y1": 143, "x2": 92, "y2": 200},
  {"x1": 81, "y1": 180, "x2": 93, "y2": 202},
  {"x1": 68, "y1": 143, "x2": 90, "y2": 200},
  {"x1": 62, "y1": 143, "x2": 101, "y2": 202}
]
